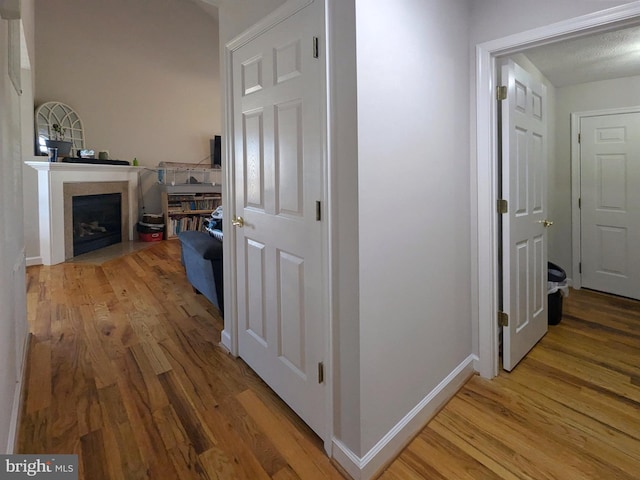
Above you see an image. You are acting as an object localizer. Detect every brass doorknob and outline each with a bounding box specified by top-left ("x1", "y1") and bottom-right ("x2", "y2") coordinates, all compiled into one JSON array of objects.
[
  {"x1": 232, "y1": 216, "x2": 244, "y2": 227},
  {"x1": 538, "y1": 219, "x2": 554, "y2": 228}
]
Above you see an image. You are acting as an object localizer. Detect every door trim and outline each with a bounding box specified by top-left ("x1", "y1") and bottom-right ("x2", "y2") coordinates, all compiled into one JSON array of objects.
[
  {"x1": 475, "y1": 3, "x2": 640, "y2": 379},
  {"x1": 221, "y1": 0, "x2": 333, "y2": 451},
  {"x1": 570, "y1": 106, "x2": 640, "y2": 290}
]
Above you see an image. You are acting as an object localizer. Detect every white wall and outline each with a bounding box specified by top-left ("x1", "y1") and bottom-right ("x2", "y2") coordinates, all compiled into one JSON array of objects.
[
  {"x1": 34, "y1": 0, "x2": 220, "y2": 166},
  {"x1": 355, "y1": 0, "x2": 472, "y2": 455},
  {"x1": 553, "y1": 74, "x2": 640, "y2": 273},
  {"x1": 0, "y1": 3, "x2": 32, "y2": 452}
]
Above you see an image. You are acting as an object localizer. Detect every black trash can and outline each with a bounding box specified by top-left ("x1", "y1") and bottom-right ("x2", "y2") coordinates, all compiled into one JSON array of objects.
[{"x1": 548, "y1": 262, "x2": 567, "y2": 325}]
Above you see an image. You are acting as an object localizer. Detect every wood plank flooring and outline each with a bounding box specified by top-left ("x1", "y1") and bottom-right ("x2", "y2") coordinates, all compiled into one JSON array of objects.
[
  {"x1": 381, "y1": 288, "x2": 640, "y2": 479},
  {"x1": 19, "y1": 241, "x2": 343, "y2": 480},
  {"x1": 18, "y1": 241, "x2": 640, "y2": 479}
]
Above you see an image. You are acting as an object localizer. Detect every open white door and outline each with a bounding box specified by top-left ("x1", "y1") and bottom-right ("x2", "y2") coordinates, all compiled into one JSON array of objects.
[
  {"x1": 501, "y1": 60, "x2": 549, "y2": 371},
  {"x1": 580, "y1": 112, "x2": 640, "y2": 300},
  {"x1": 230, "y1": 0, "x2": 327, "y2": 437}
]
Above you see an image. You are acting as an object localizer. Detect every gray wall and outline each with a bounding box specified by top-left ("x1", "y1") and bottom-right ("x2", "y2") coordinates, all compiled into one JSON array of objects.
[
  {"x1": 0, "y1": 1, "x2": 33, "y2": 452},
  {"x1": 553, "y1": 74, "x2": 640, "y2": 275},
  {"x1": 34, "y1": 0, "x2": 220, "y2": 166},
  {"x1": 355, "y1": 0, "x2": 473, "y2": 455}
]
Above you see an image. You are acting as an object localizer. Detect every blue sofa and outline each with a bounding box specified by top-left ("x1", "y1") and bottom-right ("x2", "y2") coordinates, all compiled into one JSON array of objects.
[{"x1": 178, "y1": 231, "x2": 224, "y2": 315}]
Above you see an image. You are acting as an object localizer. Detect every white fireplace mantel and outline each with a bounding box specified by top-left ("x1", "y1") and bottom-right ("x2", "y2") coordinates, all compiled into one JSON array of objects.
[{"x1": 26, "y1": 161, "x2": 141, "y2": 265}]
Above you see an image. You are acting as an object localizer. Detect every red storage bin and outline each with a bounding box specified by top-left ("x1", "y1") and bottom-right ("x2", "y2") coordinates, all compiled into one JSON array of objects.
[{"x1": 139, "y1": 231, "x2": 163, "y2": 242}]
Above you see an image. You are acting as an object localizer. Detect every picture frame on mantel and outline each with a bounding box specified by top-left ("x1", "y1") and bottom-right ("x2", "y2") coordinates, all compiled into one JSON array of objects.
[{"x1": 34, "y1": 102, "x2": 85, "y2": 157}]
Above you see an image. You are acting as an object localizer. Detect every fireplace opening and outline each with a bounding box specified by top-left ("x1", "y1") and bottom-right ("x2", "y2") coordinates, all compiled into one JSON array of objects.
[{"x1": 72, "y1": 193, "x2": 122, "y2": 256}]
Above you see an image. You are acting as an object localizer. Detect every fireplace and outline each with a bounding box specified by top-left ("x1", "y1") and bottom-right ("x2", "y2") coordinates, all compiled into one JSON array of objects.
[
  {"x1": 72, "y1": 193, "x2": 123, "y2": 256},
  {"x1": 63, "y1": 181, "x2": 131, "y2": 261},
  {"x1": 26, "y1": 162, "x2": 139, "y2": 266}
]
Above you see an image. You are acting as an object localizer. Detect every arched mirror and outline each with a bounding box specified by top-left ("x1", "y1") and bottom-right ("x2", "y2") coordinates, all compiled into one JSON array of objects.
[{"x1": 35, "y1": 102, "x2": 85, "y2": 156}]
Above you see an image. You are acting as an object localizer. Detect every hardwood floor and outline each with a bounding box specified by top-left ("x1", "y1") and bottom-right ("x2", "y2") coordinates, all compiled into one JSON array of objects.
[
  {"x1": 19, "y1": 241, "x2": 343, "y2": 480},
  {"x1": 381, "y1": 288, "x2": 640, "y2": 479},
  {"x1": 19, "y1": 242, "x2": 640, "y2": 479}
]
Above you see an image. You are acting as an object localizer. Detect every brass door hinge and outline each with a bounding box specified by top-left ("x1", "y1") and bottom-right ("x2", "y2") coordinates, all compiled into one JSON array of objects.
[
  {"x1": 498, "y1": 311, "x2": 509, "y2": 327},
  {"x1": 498, "y1": 199, "x2": 508, "y2": 214},
  {"x1": 497, "y1": 86, "x2": 507, "y2": 101}
]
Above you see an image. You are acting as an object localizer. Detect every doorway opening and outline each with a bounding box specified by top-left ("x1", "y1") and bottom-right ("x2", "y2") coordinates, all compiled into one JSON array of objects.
[{"x1": 475, "y1": 3, "x2": 640, "y2": 379}]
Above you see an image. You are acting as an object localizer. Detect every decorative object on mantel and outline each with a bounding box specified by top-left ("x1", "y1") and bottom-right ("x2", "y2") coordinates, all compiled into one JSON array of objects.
[
  {"x1": 61, "y1": 157, "x2": 130, "y2": 166},
  {"x1": 35, "y1": 101, "x2": 85, "y2": 157},
  {"x1": 45, "y1": 123, "x2": 72, "y2": 157}
]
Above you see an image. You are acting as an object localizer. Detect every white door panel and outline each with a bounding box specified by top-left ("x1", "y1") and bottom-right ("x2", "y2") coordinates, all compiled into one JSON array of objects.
[
  {"x1": 501, "y1": 60, "x2": 548, "y2": 371},
  {"x1": 581, "y1": 112, "x2": 640, "y2": 299},
  {"x1": 232, "y1": 0, "x2": 326, "y2": 437}
]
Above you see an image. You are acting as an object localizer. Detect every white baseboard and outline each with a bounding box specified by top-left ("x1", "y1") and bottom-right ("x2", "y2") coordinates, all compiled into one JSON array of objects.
[
  {"x1": 220, "y1": 330, "x2": 233, "y2": 354},
  {"x1": 6, "y1": 332, "x2": 31, "y2": 453},
  {"x1": 25, "y1": 256, "x2": 42, "y2": 267},
  {"x1": 332, "y1": 355, "x2": 476, "y2": 479},
  {"x1": 471, "y1": 353, "x2": 481, "y2": 373}
]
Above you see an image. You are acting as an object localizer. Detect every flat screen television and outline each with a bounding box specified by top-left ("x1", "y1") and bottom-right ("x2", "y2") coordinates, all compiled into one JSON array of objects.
[{"x1": 210, "y1": 135, "x2": 221, "y2": 167}]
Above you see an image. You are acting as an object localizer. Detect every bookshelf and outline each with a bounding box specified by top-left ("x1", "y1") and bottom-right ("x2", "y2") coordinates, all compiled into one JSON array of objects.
[{"x1": 161, "y1": 184, "x2": 222, "y2": 239}]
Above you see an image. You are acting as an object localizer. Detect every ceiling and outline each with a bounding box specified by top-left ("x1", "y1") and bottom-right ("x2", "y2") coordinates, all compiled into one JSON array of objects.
[{"x1": 522, "y1": 24, "x2": 640, "y2": 87}]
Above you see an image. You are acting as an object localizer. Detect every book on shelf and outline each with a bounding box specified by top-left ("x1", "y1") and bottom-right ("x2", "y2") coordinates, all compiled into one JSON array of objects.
[
  {"x1": 168, "y1": 215, "x2": 208, "y2": 236},
  {"x1": 167, "y1": 196, "x2": 221, "y2": 213}
]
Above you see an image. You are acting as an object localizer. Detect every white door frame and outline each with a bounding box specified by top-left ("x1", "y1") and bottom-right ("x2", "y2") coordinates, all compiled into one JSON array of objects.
[
  {"x1": 221, "y1": 0, "x2": 334, "y2": 451},
  {"x1": 570, "y1": 105, "x2": 640, "y2": 289},
  {"x1": 475, "y1": 2, "x2": 640, "y2": 379}
]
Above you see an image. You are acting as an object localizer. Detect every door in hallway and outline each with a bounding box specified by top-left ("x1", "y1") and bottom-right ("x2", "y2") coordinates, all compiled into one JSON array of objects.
[
  {"x1": 230, "y1": 0, "x2": 327, "y2": 438},
  {"x1": 580, "y1": 112, "x2": 640, "y2": 300},
  {"x1": 501, "y1": 60, "x2": 549, "y2": 371}
]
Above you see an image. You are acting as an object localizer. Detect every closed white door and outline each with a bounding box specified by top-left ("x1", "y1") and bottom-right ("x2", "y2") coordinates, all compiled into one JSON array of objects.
[
  {"x1": 580, "y1": 112, "x2": 640, "y2": 300},
  {"x1": 501, "y1": 60, "x2": 549, "y2": 371},
  {"x1": 231, "y1": 1, "x2": 326, "y2": 437}
]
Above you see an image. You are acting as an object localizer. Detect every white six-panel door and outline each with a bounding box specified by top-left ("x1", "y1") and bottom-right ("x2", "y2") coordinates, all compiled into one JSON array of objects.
[
  {"x1": 580, "y1": 112, "x2": 640, "y2": 300},
  {"x1": 501, "y1": 60, "x2": 549, "y2": 371},
  {"x1": 231, "y1": 0, "x2": 326, "y2": 437}
]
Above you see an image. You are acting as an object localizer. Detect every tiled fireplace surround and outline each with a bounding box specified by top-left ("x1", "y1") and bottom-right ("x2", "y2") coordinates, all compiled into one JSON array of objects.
[{"x1": 27, "y1": 162, "x2": 140, "y2": 266}]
